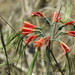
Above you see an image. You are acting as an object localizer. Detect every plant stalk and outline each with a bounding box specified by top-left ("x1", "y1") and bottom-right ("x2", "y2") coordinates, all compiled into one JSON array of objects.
[
  {"x1": 0, "y1": 29, "x2": 11, "y2": 75},
  {"x1": 50, "y1": 50, "x2": 64, "y2": 75}
]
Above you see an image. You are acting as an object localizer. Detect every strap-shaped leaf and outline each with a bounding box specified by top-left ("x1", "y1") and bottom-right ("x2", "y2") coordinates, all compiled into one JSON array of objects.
[
  {"x1": 6, "y1": 31, "x2": 21, "y2": 45},
  {"x1": 27, "y1": 50, "x2": 39, "y2": 75}
]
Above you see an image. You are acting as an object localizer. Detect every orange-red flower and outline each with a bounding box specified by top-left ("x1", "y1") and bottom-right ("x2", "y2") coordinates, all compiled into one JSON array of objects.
[
  {"x1": 21, "y1": 32, "x2": 32, "y2": 35},
  {"x1": 22, "y1": 28, "x2": 34, "y2": 32},
  {"x1": 60, "y1": 41, "x2": 70, "y2": 54},
  {"x1": 21, "y1": 22, "x2": 37, "y2": 35},
  {"x1": 25, "y1": 35, "x2": 37, "y2": 45},
  {"x1": 23, "y1": 22, "x2": 36, "y2": 29},
  {"x1": 52, "y1": 11, "x2": 61, "y2": 22},
  {"x1": 45, "y1": 36, "x2": 50, "y2": 46},
  {"x1": 34, "y1": 37, "x2": 45, "y2": 47},
  {"x1": 21, "y1": 28, "x2": 35, "y2": 35},
  {"x1": 66, "y1": 31, "x2": 75, "y2": 37},
  {"x1": 32, "y1": 11, "x2": 44, "y2": 17},
  {"x1": 64, "y1": 21, "x2": 75, "y2": 25}
]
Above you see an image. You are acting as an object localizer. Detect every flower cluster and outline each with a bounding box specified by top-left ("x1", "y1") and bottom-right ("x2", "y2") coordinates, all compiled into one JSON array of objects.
[
  {"x1": 21, "y1": 21, "x2": 50, "y2": 47},
  {"x1": 21, "y1": 11, "x2": 75, "y2": 54}
]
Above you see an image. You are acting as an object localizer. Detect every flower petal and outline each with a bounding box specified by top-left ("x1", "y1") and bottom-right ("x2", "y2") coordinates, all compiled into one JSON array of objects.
[
  {"x1": 25, "y1": 35, "x2": 37, "y2": 44},
  {"x1": 34, "y1": 37, "x2": 45, "y2": 47},
  {"x1": 23, "y1": 22, "x2": 36, "y2": 29},
  {"x1": 52, "y1": 11, "x2": 59, "y2": 22},
  {"x1": 64, "y1": 21, "x2": 75, "y2": 25},
  {"x1": 60, "y1": 41, "x2": 70, "y2": 54},
  {"x1": 32, "y1": 11, "x2": 44, "y2": 17},
  {"x1": 22, "y1": 28, "x2": 34, "y2": 33},
  {"x1": 67, "y1": 31, "x2": 75, "y2": 37}
]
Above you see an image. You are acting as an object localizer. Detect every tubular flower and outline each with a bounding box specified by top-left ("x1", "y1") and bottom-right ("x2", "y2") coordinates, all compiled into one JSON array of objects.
[
  {"x1": 60, "y1": 41, "x2": 70, "y2": 54},
  {"x1": 21, "y1": 28, "x2": 35, "y2": 35},
  {"x1": 45, "y1": 36, "x2": 50, "y2": 46},
  {"x1": 32, "y1": 11, "x2": 44, "y2": 17},
  {"x1": 25, "y1": 35, "x2": 37, "y2": 45},
  {"x1": 23, "y1": 22, "x2": 36, "y2": 29},
  {"x1": 52, "y1": 11, "x2": 61, "y2": 22},
  {"x1": 21, "y1": 32, "x2": 32, "y2": 35},
  {"x1": 22, "y1": 28, "x2": 34, "y2": 32},
  {"x1": 34, "y1": 37, "x2": 45, "y2": 47},
  {"x1": 64, "y1": 21, "x2": 75, "y2": 25},
  {"x1": 56, "y1": 17, "x2": 62, "y2": 22},
  {"x1": 66, "y1": 31, "x2": 75, "y2": 37}
]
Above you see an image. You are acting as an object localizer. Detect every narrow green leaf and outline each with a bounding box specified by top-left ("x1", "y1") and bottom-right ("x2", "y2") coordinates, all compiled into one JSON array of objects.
[
  {"x1": 27, "y1": 50, "x2": 39, "y2": 75},
  {"x1": 0, "y1": 29, "x2": 11, "y2": 75},
  {"x1": 6, "y1": 31, "x2": 21, "y2": 45}
]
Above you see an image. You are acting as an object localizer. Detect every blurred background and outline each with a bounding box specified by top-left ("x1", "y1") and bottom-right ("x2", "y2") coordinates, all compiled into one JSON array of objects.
[{"x1": 0, "y1": 0, "x2": 75, "y2": 75}]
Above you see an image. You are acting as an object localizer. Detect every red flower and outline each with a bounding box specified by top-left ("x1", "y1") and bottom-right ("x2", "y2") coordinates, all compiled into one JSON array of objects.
[
  {"x1": 60, "y1": 41, "x2": 70, "y2": 54},
  {"x1": 64, "y1": 21, "x2": 75, "y2": 25},
  {"x1": 22, "y1": 28, "x2": 34, "y2": 32},
  {"x1": 21, "y1": 22, "x2": 37, "y2": 35},
  {"x1": 32, "y1": 11, "x2": 44, "y2": 17},
  {"x1": 66, "y1": 31, "x2": 75, "y2": 37},
  {"x1": 56, "y1": 17, "x2": 61, "y2": 22},
  {"x1": 21, "y1": 32, "x2": 32, "y2": 35},
  {"x1": 52, "y1": 11, "x2": 61, "y2": 22},
  {"x1": 23, "y1": 22, "x2": 36, "y2": 29},
  {"x1": 21, "y1": 28, "x2": 35, "y2": 35},
  {"x1": 34, "y1": 37, "x2": 45, "y2": 47},
  {"x1": 45, "y1": 36, "x2": 50, "y2": 46},
  {"x1": 25, "y1": 35, "x2": 37, "y2": 45}
]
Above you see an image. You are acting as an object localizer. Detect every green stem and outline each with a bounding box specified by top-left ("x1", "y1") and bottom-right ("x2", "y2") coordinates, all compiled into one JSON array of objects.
[
  {"x1": 0, "y1": 29, "x2": 11, "y2": 75},
  {"x1": 27, "y1": 49, "x2": 39, "y2": 75},
  {"x1": 47, "y1": 40, "x2": 64, "y2": 75},
  {"x1": 50, "y1": 50, "x2": 64, "y2": 75},
  {"x1": 46, "y1": 47, "x2": 50, "y2": 75},
  {"x1": 52, "y1": 5, "x2": 62, "y2": 38}
]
